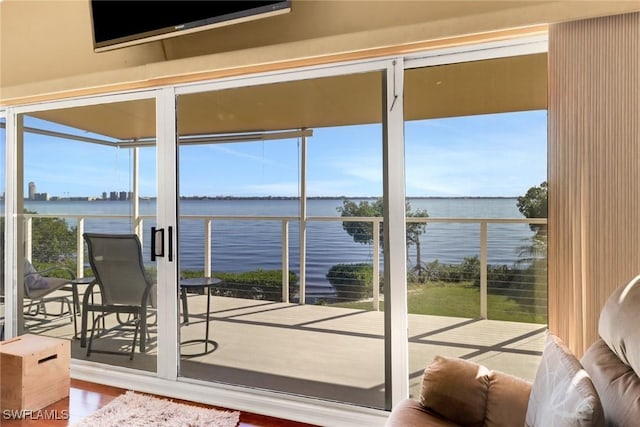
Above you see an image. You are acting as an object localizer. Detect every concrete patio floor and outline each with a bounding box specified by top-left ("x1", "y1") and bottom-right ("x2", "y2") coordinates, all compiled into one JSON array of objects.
[{"x1": 25, "y1": 292, "x2": 545, "y2": 409}]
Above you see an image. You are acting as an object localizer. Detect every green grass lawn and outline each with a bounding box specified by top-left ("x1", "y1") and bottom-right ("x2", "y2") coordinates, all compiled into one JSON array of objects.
[
  {"x1": 330, "y1": 281, "x2": 547, "y2": 324},
  {"x1": 179, "y1": 268, "x2": 546, "y2": 324}
]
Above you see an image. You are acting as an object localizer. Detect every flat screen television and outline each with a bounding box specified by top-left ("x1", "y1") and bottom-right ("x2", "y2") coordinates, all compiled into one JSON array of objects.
[{"x1": 90, "y1": 1, "x2": 292, "y2": 52}]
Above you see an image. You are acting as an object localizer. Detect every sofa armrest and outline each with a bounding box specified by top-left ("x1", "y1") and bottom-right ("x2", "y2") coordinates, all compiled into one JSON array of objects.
[
  {"x1": 386, "y1": 399, "x2": 460, "y2": 427},
  {"x1": 419, "y1": 355, "x2": 531, "y2": 427},
  {"x1": 420, "y1": 355, "x2": 490, "y2": 426}
]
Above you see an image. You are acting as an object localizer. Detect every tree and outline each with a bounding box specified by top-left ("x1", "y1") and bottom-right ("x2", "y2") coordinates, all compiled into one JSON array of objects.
[
  {"x1": 336, "y1": 198, "x2": 429, "y2": 268},
  {"x1": 336, "y1": 199, "x2": 384, "y2": 245},
  {"x1": 27, "y1": 210, "x2": 77, "y2": 265},
  {"x1": 516, "y1": 181, "x2": 547, "y2": 233},
  {"x1": 516, "y1": 181, "x2": 548, "y2": 266}
]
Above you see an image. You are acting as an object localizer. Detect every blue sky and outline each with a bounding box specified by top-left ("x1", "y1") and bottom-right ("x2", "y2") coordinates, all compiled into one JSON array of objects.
[{"x1": 21, "y1": 109, "x2": 546, "y2": 199}]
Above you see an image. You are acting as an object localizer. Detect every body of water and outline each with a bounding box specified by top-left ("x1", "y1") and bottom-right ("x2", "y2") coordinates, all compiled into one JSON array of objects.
[{"x1": 23, "y1": 198, "x2": 538, "y2": 296}]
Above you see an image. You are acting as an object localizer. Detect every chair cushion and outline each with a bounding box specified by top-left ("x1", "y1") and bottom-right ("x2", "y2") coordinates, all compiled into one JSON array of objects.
[
  {"x1": 525, "y1": 332, "x2": 605, "y2": 427},
  {"x1": 24, "y1": 259, "x2": 49, "y2": 290},
  {"x1": 598, "y1": 274, "x2": 640, "y2": 378},
  {"x1": 420, "y1": 355, "x2": 489, "y2": 427}
]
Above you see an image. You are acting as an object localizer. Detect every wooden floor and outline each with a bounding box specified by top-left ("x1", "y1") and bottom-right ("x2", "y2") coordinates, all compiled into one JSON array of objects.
[{"x1": 2, "y1": 379, "x2": 318, "y2": 427}]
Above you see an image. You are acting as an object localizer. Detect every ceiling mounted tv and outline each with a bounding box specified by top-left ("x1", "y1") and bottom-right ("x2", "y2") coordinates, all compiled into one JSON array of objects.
[{"x1": 90, "y1": 1, "x2": 292, "y2": 52}]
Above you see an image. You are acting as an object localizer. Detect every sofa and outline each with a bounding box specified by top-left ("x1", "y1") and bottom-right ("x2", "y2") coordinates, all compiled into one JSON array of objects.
[{"x1": 386, "y1": 275, "x2": 640, "y2": 426}]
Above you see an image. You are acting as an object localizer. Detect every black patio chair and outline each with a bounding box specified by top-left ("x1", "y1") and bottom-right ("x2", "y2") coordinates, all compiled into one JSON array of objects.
[{"x1": 80, "y1": 233, "x2": 156, "y2": 360}]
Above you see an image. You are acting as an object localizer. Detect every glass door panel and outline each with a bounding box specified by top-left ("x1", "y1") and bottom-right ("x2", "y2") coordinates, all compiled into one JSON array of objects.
[
  {"x1": 403, "y1": 55, "x2": 548, "y2": 399},
  {"x1": 176, "y1": 70, "x2": 387, "y2": 408},
  {"x1": 17, "y1": 98, "x2": 158, "y2": 373}
]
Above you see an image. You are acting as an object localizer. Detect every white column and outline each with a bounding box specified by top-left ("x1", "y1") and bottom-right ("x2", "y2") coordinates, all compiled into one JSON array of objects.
[{"x1": 299, "y1": 132, "x2": 307, "y2": 304}]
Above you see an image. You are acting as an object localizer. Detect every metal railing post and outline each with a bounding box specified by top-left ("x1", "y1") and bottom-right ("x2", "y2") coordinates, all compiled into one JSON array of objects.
[
  {"x1": 282, "y1": 220, "x2": 289, "y2": 303},
  {"x1": 25, "y1": 217, "x2": 32, "y2": 261},
  {"x1": 139, "y1": 219, "x2": 144, "y2": 250},
  {"x1": 372, "y1": 218, "x2": 380, "y2": 311},
  {"x1": 204, "y1": 218, "x2": 212, "y2": 277},
  {"x1": 135, "y1": 218, "x2": 144, "y2": 246},
  {"x1": 480, "y1": 221, "x2": 488, "y2": 319},
  {"x1": 77, "y1": 217, "x2": 84, "y2": 277}
]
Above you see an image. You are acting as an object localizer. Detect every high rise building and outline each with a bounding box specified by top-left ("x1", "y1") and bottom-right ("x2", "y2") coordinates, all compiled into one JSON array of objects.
[{"x1": 28, "y1": 182, "x2": 36, "y2": 200}]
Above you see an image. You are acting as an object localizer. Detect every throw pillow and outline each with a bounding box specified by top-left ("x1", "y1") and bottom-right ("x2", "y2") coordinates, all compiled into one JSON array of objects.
[
  {"x1": 420, "y1": 355, "x2": 490, "y2": 427},
  {"x1": 24, "y1": 259, "x2": 49, "y2": 290},
  {"x1": 525, "y1": 332, "x2": 605, "y2": 427}
]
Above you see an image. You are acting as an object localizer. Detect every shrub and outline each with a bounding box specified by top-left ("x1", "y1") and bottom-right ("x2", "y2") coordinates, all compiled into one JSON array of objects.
[
  {"x1": 181, "y1": 269, "x2": 298, "y2": 301},
  {"x1": 420, "y1": 257, "x2": 479, "y2": 283},
  {"x1": 13, "y1": 210, "x2": 77, "y2": 265},
  {"x1": 326, "y1": 263, "x2": 374, "y2": 301}
]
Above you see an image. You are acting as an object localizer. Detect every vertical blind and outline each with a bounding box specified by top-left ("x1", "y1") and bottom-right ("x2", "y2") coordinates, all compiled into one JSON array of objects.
[{"x1": 548, "y1": 11, "x2": 640, "y2": 357}]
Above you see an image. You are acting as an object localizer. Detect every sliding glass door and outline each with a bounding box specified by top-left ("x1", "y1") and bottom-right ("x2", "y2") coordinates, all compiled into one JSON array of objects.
[
  {"x1": 403, "y1": 50, "x2": 549, "y2": 398},
  {"x1": 175, "y1": 68, "x2": 396, "y2": 408},
  {"x1": 12, "y1": 95, "x2": 160, "y2": 373}
]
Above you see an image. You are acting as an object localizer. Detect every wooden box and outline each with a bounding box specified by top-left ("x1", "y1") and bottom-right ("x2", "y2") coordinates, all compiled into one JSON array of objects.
[{"x1": 0, "y1": 334, "x2": 70, "y2": 411}]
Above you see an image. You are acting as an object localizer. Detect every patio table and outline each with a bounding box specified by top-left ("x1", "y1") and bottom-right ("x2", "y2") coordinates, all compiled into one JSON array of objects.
[
  {"x1": 180, "y1": 277, "x2": 221, "y2": 357},
  {"x1": 68, "y1": 276, "x2": 95, "y2": 339}
]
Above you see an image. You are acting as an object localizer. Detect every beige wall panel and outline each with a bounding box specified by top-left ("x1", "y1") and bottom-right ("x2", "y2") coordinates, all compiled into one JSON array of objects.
[
  {"x1": 2, "y1": 1, "x2": 640, "y2": 104},
  {"x1": 548, "y1": 12, "x2": 640, "y2": 357},
  {"x1": 404, "y1": 54, "x2": 547, "y2": 119},
  {"x1": 0, "y1": 0, "x2": 166, "y2": 87}
]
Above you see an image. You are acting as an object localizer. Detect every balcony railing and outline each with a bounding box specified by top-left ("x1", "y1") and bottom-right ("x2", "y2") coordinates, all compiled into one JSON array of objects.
[{"x1": 23, "y1": 213, "x2": 547, "y2": 319}]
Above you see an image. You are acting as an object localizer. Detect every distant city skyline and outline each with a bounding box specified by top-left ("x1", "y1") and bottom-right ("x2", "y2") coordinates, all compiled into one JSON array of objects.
[{"x1": 26, "y1": 181, "x2": 133, "y2": 201}]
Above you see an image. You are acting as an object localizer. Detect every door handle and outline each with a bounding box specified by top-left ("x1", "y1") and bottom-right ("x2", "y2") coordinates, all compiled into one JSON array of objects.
[
  {"x1": 150, "y1": 226, "x2": 174, "y2": 262},
  {"x1": 150, "y1": 226, "x2": 164, "y2": 261},
  {"x1": 168, "y1": 226, "x2": 173, "y2": 262}
]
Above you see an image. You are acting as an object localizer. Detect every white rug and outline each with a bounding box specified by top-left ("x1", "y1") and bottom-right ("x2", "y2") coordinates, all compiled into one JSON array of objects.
[{"x1": 73, "y1": 390, "x2": 240, "y2": 427}]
